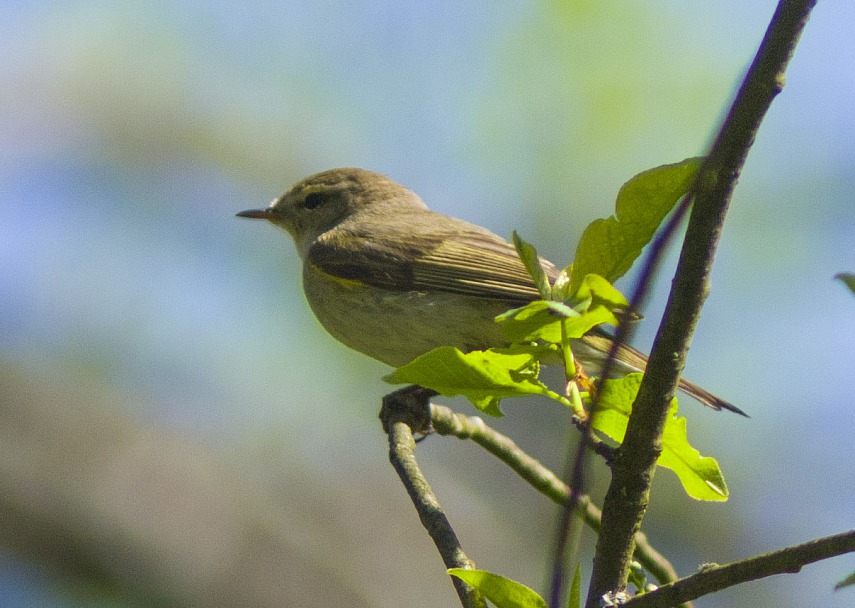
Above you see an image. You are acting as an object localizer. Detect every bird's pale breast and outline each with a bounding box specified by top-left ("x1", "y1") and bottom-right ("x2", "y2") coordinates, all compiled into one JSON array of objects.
[{"x1": 302, "y1": 262, "x2": 512, "y2": 367}]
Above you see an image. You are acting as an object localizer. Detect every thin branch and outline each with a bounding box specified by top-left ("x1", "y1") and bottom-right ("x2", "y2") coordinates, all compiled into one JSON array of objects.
[
  {"x1": 548, "y1": 99, "x2": 699, "y2": 608},
  {"x1": 623, "y1": 530, "x2": 855, "y2": 608},
  {"x1": 381, "y1": 387, "x2": 486, "y2": 608},
  {"x1": 430, "y1": 404, "x2": 691, "y2": 607},
  {"x1": 586, "y1": 1, "x2": 818, "y2": 606}
]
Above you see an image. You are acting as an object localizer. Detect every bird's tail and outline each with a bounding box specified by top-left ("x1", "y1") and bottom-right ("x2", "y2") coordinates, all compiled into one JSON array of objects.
[{"x1": 575, "y1": 332, "x2": 749, "y2": 417}]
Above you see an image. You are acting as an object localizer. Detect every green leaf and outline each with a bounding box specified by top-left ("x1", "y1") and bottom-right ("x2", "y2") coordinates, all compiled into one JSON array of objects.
[
  {"x1": 513, "y1": 231, "x2": 552, "y2": 299},
  {"x1": 497, "y1": 300, "x2": 577, "y2": 343},
  {"x1": 449, "y1": 569, "x2": 546, "y2": 608},
  {"x1": 574, "y1": 274, "x2": 630, "y2": 312},
  {"x1": 835, "y1": 571, "x2": 855, "y2": 590},
  {"x1": 563, "y1": 306, "x2": 619, "y2": 339},
  {"x1": 588, "y1": 375, "x2": 641, "y2": 442},
  {"x1": 552, "y1": 265, "x2": 573, "y2": 301},
  {"x1": 659, "y1": 405, "x2": 729, "y2": 500},
  {"x1": 591, "y1": 374, "x2": 729, "y2": 501},
  {"x1": 384, "y1": 346, "x2": 549, "y2": 417},
  {"x1": 570, "y1": 157, "x2": 702, "y2": 295},
  {"x1": 568, "y1": 564, "x2": 582, "y2": 608},
  {"x1": 497, "y1": 300, "x2": 617, "y2": 345},
  {"x1": 835, "y1": 272, "x2": 855, "y2": 296}
]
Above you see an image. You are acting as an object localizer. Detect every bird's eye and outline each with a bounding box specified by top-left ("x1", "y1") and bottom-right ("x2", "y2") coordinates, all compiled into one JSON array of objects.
[{"x1": 303, "y1": 192, "x2": 324, "y2": 210}]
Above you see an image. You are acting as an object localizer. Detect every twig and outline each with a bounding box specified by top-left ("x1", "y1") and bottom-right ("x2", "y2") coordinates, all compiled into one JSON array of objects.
[
  {"x1": 430, "y1": 404, "x2": 691, "y2": 607},
  {"x1": 381, "y1": 387, "x2": 486, "y2": 608},
  {"x1": 623, "y1": 530, "x2": 855, "y2": 608},
  {"x1": 586, "y1": 1, "x2": 818, "y2": 606},
  {"x1": 549, "y1": 89, "x2": 698, "y2": 608}
]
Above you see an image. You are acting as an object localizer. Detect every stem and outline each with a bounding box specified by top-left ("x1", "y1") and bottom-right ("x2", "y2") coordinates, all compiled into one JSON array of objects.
[
  {"x1": 430, "y1": 404, "x2": 691, "y2": 604},
  {"x1": 382, "y1": 387, "x2": 486, "y2": 608}
]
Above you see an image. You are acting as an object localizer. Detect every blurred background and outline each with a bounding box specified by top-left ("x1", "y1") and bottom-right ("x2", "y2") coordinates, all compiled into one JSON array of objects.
[{"x1": 2, "y1": 1, "x2": 853, "y2": 606}]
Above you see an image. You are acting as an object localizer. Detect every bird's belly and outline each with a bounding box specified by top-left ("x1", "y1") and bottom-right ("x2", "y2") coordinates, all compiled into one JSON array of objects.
[{"x1": 303, "y1": 264, "x2": 512, "y2": 367}]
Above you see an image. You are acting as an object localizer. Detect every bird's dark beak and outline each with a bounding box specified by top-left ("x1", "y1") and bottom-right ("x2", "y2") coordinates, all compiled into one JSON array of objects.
[{"x1": 236, "y1": 208, "x2": 273, "y2": 220}]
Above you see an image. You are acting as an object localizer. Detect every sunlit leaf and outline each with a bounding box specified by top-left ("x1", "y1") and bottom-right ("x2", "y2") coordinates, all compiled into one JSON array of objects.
[
  {"x1": 568, "y1": 564, "x2": 582, "y2": 608},
  {"x1": 497, "y1": 300, "x2": 576, "y2": 343},
  {"x1": 449, "y1": 568, "x2": 546, "y2": 608},
  {"x1": 552, "y1": 265, "x2": 573, "y2": 301},
  {"x1": 385, "y1": 346, "x2": 548, "y2": 417},
  {"x1": 513, "y1": 231, "x2": 552, "y2": 299},
  {"x1": 591, "y1": 373, "x2": 728, "y2": 501},
  {"x1": 570, "y1": 157, "x2": 702, "y2": 295},
  {"x1": 574, "y1": 274, "x2": 630, "y2": 312}
]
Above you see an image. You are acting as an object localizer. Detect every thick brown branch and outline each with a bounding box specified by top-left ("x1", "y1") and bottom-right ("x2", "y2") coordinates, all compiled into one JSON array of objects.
[
  {"x1": 585, "y1": 1, "x2": 818, "y2": 605},
  {"x1": 624, "y1": 530, "x2": 855, "y2": 608}
]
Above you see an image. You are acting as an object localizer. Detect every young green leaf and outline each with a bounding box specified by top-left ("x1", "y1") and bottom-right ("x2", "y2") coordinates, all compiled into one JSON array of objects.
[
  {"x1": 552, "y1": 265, "x2": 573, "y2": 302},
  {"x1": 835, "y1": 571, "x2": 855, "y2": 590},
  {"x1": 496, "y1": 300, "x2": 578, "y2": 343},
  {"x1": 591, "y1": 373, "x2": 729, "y2": 501},
  {"x1": 658, "y1": 410, "x2": 729, "y2": 500},
  {"x1": 562, "y1": 306, "x2": 619, "y2": 340},
  {"x1": 513, "y1": 231, "x2": 552, "y2": 299},
  {"x1": 568, "y1": 564, "x2": 582, "y2": 608},
  {"x1": 570, "y1": 157, "x2": 702, "y2": 295},
  {"x1": 448, "y1": 568, "x2": 546, "y2": 608},
  {"x1": 835, "y1": 272, "x2": 855, "y2": 296},
  {"x1": 574, "y1": 274, "x2": 630, "y2": 312},
  {"x1": 384, "y1": 346, "x2": 549, "y2": 417},
  {"x1": 496, "y1": 300, "x2": 617, "y2": 345}
]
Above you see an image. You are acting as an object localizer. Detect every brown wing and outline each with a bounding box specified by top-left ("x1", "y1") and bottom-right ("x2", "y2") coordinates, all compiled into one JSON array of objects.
[{"x1": 308, "y1": 210, "x2": 559, "y2": 303}]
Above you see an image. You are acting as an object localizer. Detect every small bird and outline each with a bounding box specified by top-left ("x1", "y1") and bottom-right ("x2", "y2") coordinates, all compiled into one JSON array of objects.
[{"x1": 237, "y1": 168, "x2": 745, "y2": 416}]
